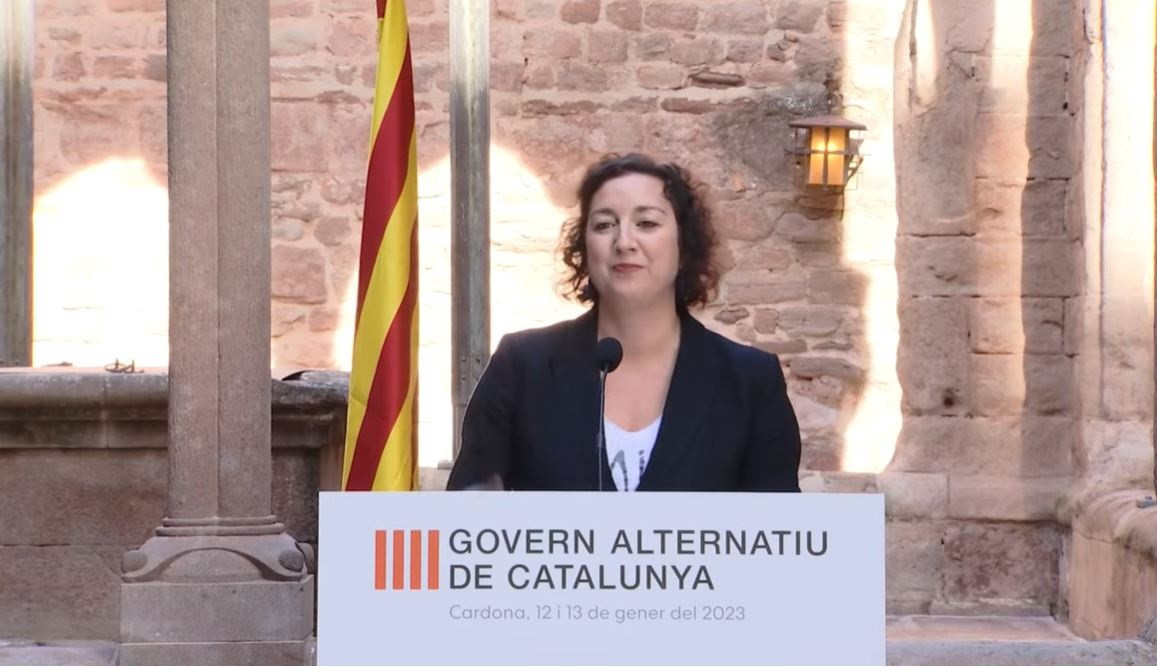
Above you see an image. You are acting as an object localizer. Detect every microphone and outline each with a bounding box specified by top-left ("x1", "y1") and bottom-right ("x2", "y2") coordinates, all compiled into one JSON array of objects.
[
  {"x1": 595, "y1": 337, "x2": 623, "y2": 373},
  {"x1": 594, "y1": 338, "x2": 623, "y2": 492}
]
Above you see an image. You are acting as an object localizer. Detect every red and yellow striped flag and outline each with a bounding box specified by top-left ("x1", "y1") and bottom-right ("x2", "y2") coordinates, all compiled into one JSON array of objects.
[{"x1": 342, "y1": 0, "x2": 419, "y2": 491}]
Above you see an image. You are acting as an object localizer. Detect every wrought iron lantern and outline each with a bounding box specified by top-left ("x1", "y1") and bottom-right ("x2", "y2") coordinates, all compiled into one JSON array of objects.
[{"x1": 788, "y1": 115, "x2": 866, "y2": 188}]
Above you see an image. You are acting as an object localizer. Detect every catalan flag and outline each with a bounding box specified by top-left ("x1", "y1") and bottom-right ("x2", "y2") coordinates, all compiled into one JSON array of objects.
[{"x1": 342, "y1": 0, "x2": 419, "y2": 491}]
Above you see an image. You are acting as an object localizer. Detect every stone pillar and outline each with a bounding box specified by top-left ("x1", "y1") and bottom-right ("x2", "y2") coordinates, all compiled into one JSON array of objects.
[
  {"x1": 1066, "y1": 0, "x2": 1157, "y2": 514},
  {"x1": 0, "y1": 0, "x2": 33, "y2": 367},
  {"x1": 118, "y1": 2, "x2": 314, "y2": 664}
]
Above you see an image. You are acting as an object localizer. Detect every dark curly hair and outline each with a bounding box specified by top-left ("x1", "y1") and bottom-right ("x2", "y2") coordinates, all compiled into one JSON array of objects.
[{"x1": 558, "y1": 153, "x2": 720, "y2": 311}]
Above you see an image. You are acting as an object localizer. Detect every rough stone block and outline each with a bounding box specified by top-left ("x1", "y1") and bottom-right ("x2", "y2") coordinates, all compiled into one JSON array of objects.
[
  {"x1": 788, "y1": 356, "x2": 864, "y2": 381},
  {"x1": 798, "y1": 470, "x2": 877, "y2": 493},
  {"x1": 702, "y1": 1, "x2": 769, "y2": 34},
  {"x1": 0, "y1": 641, "x2": 119, "y2": 666},
  {"x1": 0, "y1": 546, "x2": 124, "y2": 640},
  {"x1": 808, "y1": 270, "x2": 867, "y2": 305},
  {"x1": 753, "y1": 308, "x2": 777, "y2": 333},
  {"x1": 606, "y1": 0, "x2": 642, "y2": 29},
  {"x1": 974, "y1": 179, "x2": 1068, "y2": 238},
  {"x1": 0, "y1": 450, "x2": 164, "y2": 545},
  {"x1": 408, "y1": 22, "x2": 449, "y2": 54},
  {"x1": 754, "y1": 339, "x2": 807, "y2": 355},
  {"x1": 896, "y1": 237, "x2": 974, "y2": 297},
  {"x1": 878, "y1": 473, "x2": 948, "y2": 520},
  {"x1": 735, "y1": 245, "x2": 792, "y2": 272},
  {"x1": 659, "y1": 97, "x2": 758, "y2": 114},
  {"x1": 886, "y1": 521, "x2": 944, "y2": 609},
  {"x1": 897, "y1": 298, "x2": 969, "y2": 415},
  {"x1": 969, "y1": 297, "x2": 1063, "y2": 354},
  {"x1": 588, "y1": 30, "x2": 628, "y2": 63},
  {"x1": 273, "y1": 451, "x2": 320, "y2": 544},
  {"x1": 975, "y1": 114, "x2": 1073, "y2": 180},
  {"x1": 1068, "y1": 492, "x2": 1157, "y2": 641},
  {"x1": 270, "y1": 0, "x2": 315, "y2": 18},
  {"x1": 1063, "y1": 297, "x2": 1080, "y2": 356},
  {"x1": 634, "y1": 33, "x2": 671, "y2": 60},
  {"x1": 119, "y1": 640, "x2": 310, "y2": 666},
  {"x1": 271, "y1": 103, "x2": 328, "y2": 172},
  {"x1": 948, "y1": 475, "x2": 1069, "y2": 521},
  {"x1": 635, "y1": 63, "x2": 683, "y2": 90},
  {"x1": 270, "y1": 24, "x2": 319, "y2": 58},
  {"x1": 120, "y1": 577, "x2": 314, "y2": 643},
  {"x1": 91, "y1": 55, "x2": 140, "y2": 79},
  {"x1": 272, "y1": 246, "x2": 328, "y2": 304},
  {"x1": 0, "y1": 418, "x2": 102, "y2": 449},
  {"x1": 748, "y1": 61, "x2": 796, "y2": 88},
  {"x1": 643, "y1": 2, "x2": 698, "y2": 30},
  {"x1": 1027, "y1": 0, "x2": 1075, "y2": 57},
  {"x1": 715, "y1": 197, "x2": 775, "y2": 241},
  {"x1": 775, "y1": 0, "x2": 824, "y2": 31},
  {"x1": 1073, "y1": 420, "x2": 1154, "y2": 501},
  {"x1": 1016, "y1": 239, "x2": 1079, "y2": 297},
  {"x1": 889, "y1": 416, "x2": 964, "y2": 473},
  {"x1": 107, "y1": 0, "x2": 164, "y2": 10},
  {"x1": 729, "y1": 282, "x2": 806, "y2": 305},
  {"x1": 670, "y1": 37, "x2": 724, "y2": 67},
  {"x1": 890, "y1": 416, "x2": 1073, "y2": 478},
  {"x1": 524, "y1": 64, "x2": 556, "y2": 90},
  {"x1": 942, "y1": 522, "x2": 1061, "y2": 604},
  {"x1": 522, "y1": 30, "x2": 582, "y2": 58},
  {"x1": 774, "y1": 306, "x2": 844, "y2": 337},
  {"x1": 794, "y1": 35, "x2": 840, "y2": 80},
  {"x1": 798, "y1": 431, "x2": 840, "y2": 470},
  {"x1": 774, "y1": 212, "x2": 840, "y2": 243},
  {"x1": 898, "y1": 237, "x2": 1077, "y2": 297},
  {"x1": 969, "y1": 417, "x2": 1073, "y2": 477},
  {"x1": 970, "y1": 353, "x2": 1073, "y2": 416},
  {"x1": 557, "y1": 62, "x2": 608, "y2": 91},
  {"x1": 726, "y1": 38, "x2": 763, "y2": 63},
  {"x1": 107, "y1": 419, "x2": 168, "y2": 449},
  {"x1": 976, "y1": 57, "x2": 1070, "y2": 115},
  {"x1": 560, "y1": 0, "x2": 600, "y2": 23}
]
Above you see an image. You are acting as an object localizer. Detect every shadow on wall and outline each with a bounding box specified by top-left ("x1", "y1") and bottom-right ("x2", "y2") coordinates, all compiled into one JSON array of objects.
[{"x1": 891, "y1": 0, "x2": 1075, "y2": 614}]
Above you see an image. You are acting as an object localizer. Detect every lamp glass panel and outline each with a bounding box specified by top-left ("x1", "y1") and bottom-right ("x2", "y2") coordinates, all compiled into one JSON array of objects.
[
  {"x1": 807, "y1": 127, "x2": 827, "y2": 185},
  {"x1": 826, "y1": 127, "x2": 847, "y2": 186}
]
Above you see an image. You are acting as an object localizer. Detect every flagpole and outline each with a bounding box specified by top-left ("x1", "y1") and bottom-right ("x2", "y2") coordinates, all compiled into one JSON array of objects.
[{"x1": 449, "y1": 0, "x2": 490, "y2": 461}]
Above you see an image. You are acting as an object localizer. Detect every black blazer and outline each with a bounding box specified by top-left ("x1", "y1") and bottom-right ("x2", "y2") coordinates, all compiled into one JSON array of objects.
[{"x1": 446, "y1": 308, "x2": 802, "y2": 492}]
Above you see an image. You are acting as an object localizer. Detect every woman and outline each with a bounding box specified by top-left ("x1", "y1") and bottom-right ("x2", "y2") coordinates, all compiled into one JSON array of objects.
[{"x1": 446, "y1": 153, "x2": 801, "y2": 492}]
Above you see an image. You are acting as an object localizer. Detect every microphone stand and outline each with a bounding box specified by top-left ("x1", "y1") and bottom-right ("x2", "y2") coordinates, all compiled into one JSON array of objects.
[{"x1": 596, "y1": 367, "x2": 608, "y2": 492}]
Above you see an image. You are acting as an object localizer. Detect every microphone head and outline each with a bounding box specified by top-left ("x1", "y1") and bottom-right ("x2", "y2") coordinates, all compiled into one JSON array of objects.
[{"x1": 595, "y1": 337, "x2": 624, "y2": 373}]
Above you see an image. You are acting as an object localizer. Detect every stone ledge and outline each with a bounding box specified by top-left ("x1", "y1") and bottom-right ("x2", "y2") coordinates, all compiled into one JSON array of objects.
[
  {"x1": 1072, "y1": 490, "x2": 1157, "y2": 558},
  {"x1": 0, "y1": 369, "x2": 347, "y2": 415},
  {"x1": 886, "y1": 639, "x2": 1157, "y2": 666},
  {"x1": 0, "y1": 369, "x2": 347, "y2": 451},
  {"x1": 0, "y1": 640, "x2": 118, "y2": 666},
  {"x1": 1068, "y1": 490, "x2": 1157, "y2": 641}
]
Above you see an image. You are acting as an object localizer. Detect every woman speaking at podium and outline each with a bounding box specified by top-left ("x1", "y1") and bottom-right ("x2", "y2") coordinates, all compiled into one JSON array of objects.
[{"x1": 446, "y1": 153, "x2": 801, "y2": 493}]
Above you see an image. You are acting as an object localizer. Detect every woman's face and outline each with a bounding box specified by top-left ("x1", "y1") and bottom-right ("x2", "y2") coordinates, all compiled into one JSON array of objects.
[{"x1": 584, "y1": 172, "x2": 680, "y2": 309}]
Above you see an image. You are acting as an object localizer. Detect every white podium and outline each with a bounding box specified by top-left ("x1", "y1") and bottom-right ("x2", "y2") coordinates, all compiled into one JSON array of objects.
[{"x1": 318, "y1": 491, "x2": 884, "y2": 666}]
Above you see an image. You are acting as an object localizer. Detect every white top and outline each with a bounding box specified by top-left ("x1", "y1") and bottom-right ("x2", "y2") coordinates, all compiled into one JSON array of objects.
[{"x1": 604, "y1": 416, "x2": 661, "y2": 492}]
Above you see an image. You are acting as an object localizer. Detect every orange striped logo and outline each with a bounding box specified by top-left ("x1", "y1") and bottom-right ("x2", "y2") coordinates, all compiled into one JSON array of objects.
[{"x1": 374, "y1": 530, "x2": 439, "y2": 590}]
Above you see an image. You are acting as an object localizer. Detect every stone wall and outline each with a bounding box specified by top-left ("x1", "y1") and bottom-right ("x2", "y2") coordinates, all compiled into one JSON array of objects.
[
  {"x1": 0, "y1": 370, "x2": 344, "y2": 641},
  {"x1": 30, "y1": 0, "x2": 893, "y2": 472},
  {"x1": 24, "y1": 0, "x2": 1124, "y2": 622}
]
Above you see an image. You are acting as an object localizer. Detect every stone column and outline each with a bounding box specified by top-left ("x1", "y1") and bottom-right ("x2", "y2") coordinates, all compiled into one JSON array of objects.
[
  {"x1": 1066, "y1": 0, "x2": 1157, "y2": 514},
  {"x1": 118, "y1": 2, "x2": 314, "y2": 664},
  {"x1": 0, "y1": 0, "x2": 33, "y2": 367}
]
